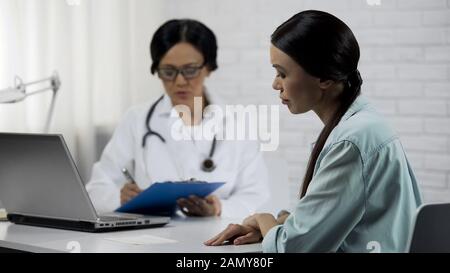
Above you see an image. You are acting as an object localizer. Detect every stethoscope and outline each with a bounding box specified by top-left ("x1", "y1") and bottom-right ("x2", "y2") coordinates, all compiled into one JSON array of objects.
[{"x1": 141, "y1": 95, "x2": 217, "y2": 173}]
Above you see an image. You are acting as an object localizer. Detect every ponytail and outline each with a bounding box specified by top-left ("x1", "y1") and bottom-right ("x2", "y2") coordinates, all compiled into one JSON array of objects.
[{"x1": 300, "y1": 70, "x2": 363, "y2": 198}]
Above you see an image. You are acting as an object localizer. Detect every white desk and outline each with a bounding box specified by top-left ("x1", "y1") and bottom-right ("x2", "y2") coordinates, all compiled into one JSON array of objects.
[{"x1": 0, "y1": 216, "x2": 262, "y2": 253}]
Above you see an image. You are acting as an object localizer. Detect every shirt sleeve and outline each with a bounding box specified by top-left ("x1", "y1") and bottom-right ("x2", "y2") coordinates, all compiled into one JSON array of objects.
[
  {"x1": 85, "y1": 109, "x2": 137, "y2": 213},
  {"x1": 262, "y1": 140, "x2": 366, "y2": 252},
  {"x1": 220, "y1": 141, "x2": 270, "y2": 219}
]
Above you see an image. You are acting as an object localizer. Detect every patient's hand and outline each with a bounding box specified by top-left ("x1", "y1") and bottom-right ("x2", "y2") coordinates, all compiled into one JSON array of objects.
[
  {"x1": 204, "y1": 224, "x2": 262, "y2": 246},
  {"x1": 120, "y1": 182, "x2": 142, "y2": 205},
  {"x1": 177, "y1": 195, "x2": 221, "y2": 217}
]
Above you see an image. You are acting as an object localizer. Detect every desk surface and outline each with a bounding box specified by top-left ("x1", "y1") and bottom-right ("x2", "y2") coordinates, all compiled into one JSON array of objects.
[{"x1": 0, "y1": 216, "x2": 262, "y2": 253}]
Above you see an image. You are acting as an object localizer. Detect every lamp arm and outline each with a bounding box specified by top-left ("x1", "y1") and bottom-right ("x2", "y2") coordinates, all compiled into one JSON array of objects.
[
  {"x1": 44, "y1": 90, "x2": 58, "y2": 133},
  {"x1": 25, "y1": 86, "x2": 55, "y2": 97},
  {"x1": 21, "y1": 76, "x2": 54, "y2": 87},
  {"x1": 23, "y1": 72, "x2": 61, "y2": 98}
]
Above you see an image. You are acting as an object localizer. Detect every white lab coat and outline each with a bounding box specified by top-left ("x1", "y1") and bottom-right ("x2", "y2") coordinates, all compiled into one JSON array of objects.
[{"x1": 86, "y1": 91, "x2": 270, "y2": 218}]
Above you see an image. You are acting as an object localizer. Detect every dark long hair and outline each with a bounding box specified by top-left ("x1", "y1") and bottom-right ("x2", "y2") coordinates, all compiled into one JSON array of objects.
[
  {"x1": 271, "y1": 10, "x2": 363, "y2": 198},
  {"x1": 150, "y1": 19, "x2": 218, "y2": 74}
]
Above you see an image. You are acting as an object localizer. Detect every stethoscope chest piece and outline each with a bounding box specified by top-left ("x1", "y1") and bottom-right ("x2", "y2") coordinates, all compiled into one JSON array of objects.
[{"x1": 201, "y1": 158, "x2": 216, "y2": 173}]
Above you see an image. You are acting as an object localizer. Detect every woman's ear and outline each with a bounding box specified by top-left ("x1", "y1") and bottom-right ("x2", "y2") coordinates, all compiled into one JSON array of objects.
[{"x1": 317, "y1": 78, "x2": 334, "y2": 90}]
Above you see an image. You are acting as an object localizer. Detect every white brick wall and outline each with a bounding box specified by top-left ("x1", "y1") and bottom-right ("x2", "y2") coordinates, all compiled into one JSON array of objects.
[{"x1": 159, "y1": 0, "x2": 450, "y2": 207}]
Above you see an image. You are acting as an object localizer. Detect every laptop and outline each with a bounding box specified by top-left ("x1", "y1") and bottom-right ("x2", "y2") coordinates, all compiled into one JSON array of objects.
[
  {"x1": 0, "y1": 133, "x2": 170, "y2": 232},
  {"x1": 407, "y1": 203, "x2": 450, "y2": 253}
]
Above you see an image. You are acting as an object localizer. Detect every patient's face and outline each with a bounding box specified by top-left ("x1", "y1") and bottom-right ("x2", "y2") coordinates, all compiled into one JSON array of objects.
[
  {"x1": 270, "y1": 45, "x2": 322, "y2": 115},
  {"x1": 158, "y1": 42, "x2": 210, "y2": 109}
]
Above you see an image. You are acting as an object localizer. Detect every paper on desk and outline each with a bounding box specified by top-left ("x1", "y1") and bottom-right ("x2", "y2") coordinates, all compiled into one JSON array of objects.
[{"x1": 104, "y1": 234, "x2": 177, "y2": 245}]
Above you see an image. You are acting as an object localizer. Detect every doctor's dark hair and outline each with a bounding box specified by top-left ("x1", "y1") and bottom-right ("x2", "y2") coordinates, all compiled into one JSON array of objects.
[
  {"x1": 150, "y1": 19, "x2": 218, "y2": 74},
  {"x1": 271, "y1": 10, "x2": 363, "y2": 198}
]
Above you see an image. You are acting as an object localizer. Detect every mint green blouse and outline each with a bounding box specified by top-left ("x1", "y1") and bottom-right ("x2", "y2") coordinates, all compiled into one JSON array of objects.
[{"x1": 262, "y1": 96, "x2": 422, "y2": 253}]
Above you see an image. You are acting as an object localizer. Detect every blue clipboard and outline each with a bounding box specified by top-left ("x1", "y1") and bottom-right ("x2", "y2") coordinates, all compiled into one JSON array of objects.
[{"x1": 116, "y1": 181, "x2": 225, "y2": 216}]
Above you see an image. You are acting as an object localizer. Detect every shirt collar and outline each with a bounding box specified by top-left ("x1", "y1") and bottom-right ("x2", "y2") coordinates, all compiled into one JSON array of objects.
[
  {"x1": 155, "y1": 88, "x2": 227, "y2": 141},
  {"x1": 156, "y1": 94, "x2": 174, "y2": 117},
  {"x1": 156, "y1": 87, "x2": 225, "y2": 118},
  {"x1": 341, "y1": 95, "x2": 370, "y2": 122},
  {"x1": 309, "y1": 95, "x2": 370, "y2": 148}
]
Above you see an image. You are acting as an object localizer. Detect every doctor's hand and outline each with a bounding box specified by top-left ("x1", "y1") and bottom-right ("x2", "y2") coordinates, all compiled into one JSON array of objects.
[
  {"x1": 177, "y1": 195, "x2": 221, "y2": 217},
  {"x1": 120, "y1": 182, "x2": 142, "y2": 205}
]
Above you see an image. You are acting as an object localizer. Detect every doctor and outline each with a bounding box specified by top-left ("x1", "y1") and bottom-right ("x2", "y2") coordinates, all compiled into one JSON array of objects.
[{"x1": 86, "y1": 19, "x2": 269, "y2": 218}]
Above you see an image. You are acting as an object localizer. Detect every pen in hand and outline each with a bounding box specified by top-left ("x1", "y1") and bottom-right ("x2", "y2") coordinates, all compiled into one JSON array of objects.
[
  {"x1": 122, "y1": 168, "x2": 136, "y2": 184},
  {"x1": 120, "y1": 168, "x2": 141, "y2": 205}
]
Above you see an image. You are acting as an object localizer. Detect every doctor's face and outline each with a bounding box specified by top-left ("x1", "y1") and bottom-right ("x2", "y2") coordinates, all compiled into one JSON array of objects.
[
  {"x1": 157, "y1": 42, "x2": 211, "y2": 107},
  {"x1": 270, "y1": 45, "x2": 322, "y2": 114}
]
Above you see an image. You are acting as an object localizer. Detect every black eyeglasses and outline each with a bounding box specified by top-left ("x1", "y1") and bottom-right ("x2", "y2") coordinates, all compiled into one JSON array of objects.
[{"x1": 157, "y1": 64, "x2": 205, "y2": 81}]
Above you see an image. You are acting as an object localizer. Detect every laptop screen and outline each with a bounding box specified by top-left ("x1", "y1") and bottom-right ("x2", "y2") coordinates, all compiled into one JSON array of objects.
[{"x1": 0, "y1": 133, "x2": 98, "y2": 222}]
